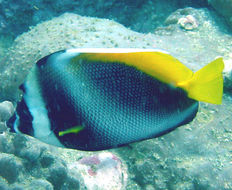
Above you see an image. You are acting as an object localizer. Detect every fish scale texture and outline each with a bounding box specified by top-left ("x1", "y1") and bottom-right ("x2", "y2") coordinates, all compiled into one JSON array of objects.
[{"x1": 35, "y1": 52, "x2": 198, "y2": 150}]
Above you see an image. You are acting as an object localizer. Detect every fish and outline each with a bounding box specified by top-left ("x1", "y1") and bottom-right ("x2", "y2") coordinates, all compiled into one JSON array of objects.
[{"x1": 7, "y1": 48, "x2": 224, "y2": 151}]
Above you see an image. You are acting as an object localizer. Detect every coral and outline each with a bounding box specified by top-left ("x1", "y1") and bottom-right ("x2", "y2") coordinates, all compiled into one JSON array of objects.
[
  {"x1": 0, "y1": 153, "x2": 23, "y2": 184},
  {"x1": 0, "y1": 130, "x2": 127, "y2": 189},
  {"x1": 0, "y1": 35, "x2": 14, "y2": 65},
  {"x1": 0, "y1": 131, "x2": 127, "y2": 189},
  {"x1": 178, "y1": 15, "x2": 199, "y2": 30}
]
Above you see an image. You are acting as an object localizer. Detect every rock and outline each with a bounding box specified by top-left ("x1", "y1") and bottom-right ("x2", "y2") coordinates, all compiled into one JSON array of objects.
[
  {"x1": 68, "y1": 152, "x2": 127, "y2": 190},
  {"x1": 0, "y1": 122, "x2": 7, "y2": 133},
  {"x1": 0, "y1": 177, "x2": 9, "y2": 190},
  {"x1": 0, "y1": 133, "x2": 15, "y2": 154},
  {"x1": 29, "y1": 179, "x2": 53, "y2": 190},
  {"x1": 208, "y1": 0, "x2": 232, "y2": 28},
  {"x1": 10, "y1": 184, "x2": 27, "y2": 190},
  {"x1": 0, "y1": 153, "x2": 23, "y2": 184},
  {"x1": 47, "y1": 161, "x2": 68, "y2": 189},
  {"x1": 223, "y1": 54, "x2": 232, "y2": 92},
  {"x1": 13, "y1": 134, "x2": 28, "y2": 154},
  {"x1": 39, "y1": 151, "x2": 55, "y2": 168},
  {"x1": 0, "y1": 34, "x2": 14, "y2": 62},
  {"x1": 0, "y1": 101, "x2": 14, "y2": 122},
  {"x1": 61, "y1": 175, "x2": 80, "y2": 190},
  {"x1": 0, "y1": 132, "x2": 83, "y2": 189},
  {"x1": 18, "y1": 144, "x2": 42, "y2": 163}
]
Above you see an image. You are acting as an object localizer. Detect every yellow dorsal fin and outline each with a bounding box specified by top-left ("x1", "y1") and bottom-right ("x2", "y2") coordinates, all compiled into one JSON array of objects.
[
  {"x1": 177, "y1": 57, "x2": 224, "y2": 104},
  {"x1": 76, "y1": 50, "x2": 224, "y2": 104},
  {"x1": 77, "y1": 52, "x2": 193, "y2": 85},
  {"x1": 58, "y1": 126, "x2": 84, "y2": 136}
]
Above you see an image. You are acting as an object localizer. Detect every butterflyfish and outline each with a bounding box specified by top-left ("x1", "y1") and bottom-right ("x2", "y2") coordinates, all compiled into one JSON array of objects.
[{"x1": 7, "y1": 48, "x2": 224, "y2": 151}]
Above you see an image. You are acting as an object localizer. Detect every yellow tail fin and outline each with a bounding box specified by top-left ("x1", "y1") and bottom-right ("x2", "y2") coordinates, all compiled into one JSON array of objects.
[{"x1": 178, "y1": 58, "x2": 224, "y2": 104}]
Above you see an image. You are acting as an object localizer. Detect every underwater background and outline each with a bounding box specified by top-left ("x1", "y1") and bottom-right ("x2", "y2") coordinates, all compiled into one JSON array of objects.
[{"x1": 0, "y1": 0, "x2": 232, "y2": 189}]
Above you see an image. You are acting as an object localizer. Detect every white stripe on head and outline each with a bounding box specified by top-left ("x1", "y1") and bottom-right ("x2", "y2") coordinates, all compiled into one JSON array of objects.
[{"x1": 23, "y1": 66, "x2": 64, "y2": 147}]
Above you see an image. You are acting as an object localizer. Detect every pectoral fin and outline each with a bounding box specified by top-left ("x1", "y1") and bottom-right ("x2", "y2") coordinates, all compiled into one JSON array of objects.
[{"x1": 58, "y1": 126, "x2": 84, "y2": 136}]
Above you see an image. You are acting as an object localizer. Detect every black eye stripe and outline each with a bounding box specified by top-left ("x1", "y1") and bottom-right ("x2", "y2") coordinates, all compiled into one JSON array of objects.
[{"x1": 15, "y1": 98, "x2": 34, "y2": 135}]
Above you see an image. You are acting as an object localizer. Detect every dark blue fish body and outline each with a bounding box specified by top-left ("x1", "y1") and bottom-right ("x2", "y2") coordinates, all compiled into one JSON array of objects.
[{"x1": 8, "y1": 48, "x2": 223, "y2": 151}]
